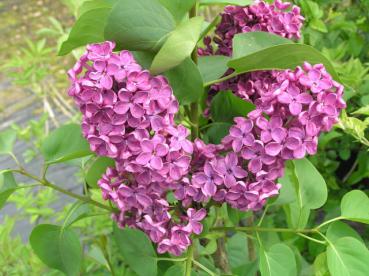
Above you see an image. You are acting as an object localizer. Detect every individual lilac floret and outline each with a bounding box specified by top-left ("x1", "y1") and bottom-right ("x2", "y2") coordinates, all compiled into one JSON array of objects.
[{"x1": 199, "y1": 0, "x2": 304, "y2": 56}]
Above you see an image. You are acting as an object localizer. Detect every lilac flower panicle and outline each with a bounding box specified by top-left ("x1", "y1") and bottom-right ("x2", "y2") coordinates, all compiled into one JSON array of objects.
[
  {"x1": 68, "y1": 41, "x2": 204, "y2": 256},
  {"x1": 199, "y1": 0, "x2": 304, "y2": 56}
]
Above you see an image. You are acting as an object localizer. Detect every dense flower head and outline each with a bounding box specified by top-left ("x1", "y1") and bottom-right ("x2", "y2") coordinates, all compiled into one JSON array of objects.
[
  {"x1": 67, "y1": 0, "x2": 345, "y2": 257},
  {"x1": 199, "y1": 0, "x2": 304, "y2": 56},
  {"x1": 68, "y1": 41, "x2": 202, "y2": 256}
]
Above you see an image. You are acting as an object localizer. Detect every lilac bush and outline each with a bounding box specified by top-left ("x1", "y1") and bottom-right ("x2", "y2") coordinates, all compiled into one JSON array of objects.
[{"x1": 65, "y1": 0, "x2": 345, "y2": 256}]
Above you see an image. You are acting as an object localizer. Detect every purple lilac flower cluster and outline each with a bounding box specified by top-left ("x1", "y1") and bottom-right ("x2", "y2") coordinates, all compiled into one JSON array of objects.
[
  {"x1": 199, "y1": 0, "x2": 304, "y2": 56},
  {"x1": 177, "y1": 63, "x2": 345, "y2": 210},
  {"x1": 188, "y1": 0, "x2": 345, "y2": 211},
  {"x1": 68, "y1": 41, "x2": 206, "y2": 256},
  {"x1": 67, "y1": 0, "x2": 346, "y2": 256}
]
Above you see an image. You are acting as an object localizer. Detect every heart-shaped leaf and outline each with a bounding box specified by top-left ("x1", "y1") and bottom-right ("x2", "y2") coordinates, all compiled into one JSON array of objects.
[
  {"x1": 259, "y1": 243, "x2": 297, "y2": 276},
  {"x1": 85, "y1": 157, "x2": 115, "y2": 188},
  {"x1": 104, "y1": 0, "x2": 175, "y2": 51},
  {"x1": 59, "y1": 8, "x2": 111, "y2": 55},
  {"x1": 327, "y1": 237, "x2": 369, "y2": 276},
  {"x1": 30, "y1": 224, "x2": 82, "y2": 276},
  {"x1": 198, "y1": 55, "x2": 230, "y2": 84},
  {"x1": 41, "y1": 124, "x2": 92, "y2": 164},
  {"x1": 326, "y1": 221, "x2": 364, "y2": 243},
  {"x1": 211, "y1": 91, "x2": 255, "y2": 123},
  {"x1": 340, "y1": 190, "x2": 369, "y2": 224},
  {"x1": 165, "y1": 58, "x2": 204, "y2": 105},
  {"x1": 292, "y1": 158, "x2": 328, "y2": 210},
  {"x1": 159, "y1": 0, "x2": 196, "y2": 23},
  {"x1": 113, "y1": 226, "x2": 157, "y2": 276}
]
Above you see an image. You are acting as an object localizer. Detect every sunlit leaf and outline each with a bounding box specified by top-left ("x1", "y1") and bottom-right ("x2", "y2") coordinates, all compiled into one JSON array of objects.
[
  {"x1": 150, "y1": 16, "x2": 204, "y2": 74},
  {"x1": 259, "y1": 243, "x2": 297, "y2": 276},
  {"x1": 327, "y1": 237, "x2": 369, "y2": 276}
]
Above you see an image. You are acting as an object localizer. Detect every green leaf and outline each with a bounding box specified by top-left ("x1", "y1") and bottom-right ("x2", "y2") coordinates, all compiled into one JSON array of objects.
[
  {"x1": 104, "y1": 0, "x2": 175, "y2": 51},
  {"x1": 59, "y1": 8, "x2": 111, "y2": 55},
  {"x1": 225, "y1": 233, "x2": 249, "y2": 269},
  {"x1": 86, "y1": 157, "x2": 115, "y2": 188},
  {"x1": 0, "y1": 129, "x2": 17, "y2": 155},
  {"x1": 232, "y1": 32, "x2": 292, "y2": 59},
  {"x1": 211, "y1": 91, "x2": 255, "y2": 123},
  {"x1": 165, "y1": 58, "x2": 204, "y2": 105},
  {"x1": 203, "y1": 122, "x2": 232, "y2": 144},
  {"x1": 30, "y1": 224, "x2": 82, "y2": 276},
  {"x1": 158, "y1": 0, "x2": 196, "y2": 22},
  {"x1": 164, "y1": 265, "x2": 184, "y2": 276},
  {"x1": 313, "y1": 253, "x2": 329, "y2": 276},
  {"x1": 352, "y1": 105, "x2": 369, "y2": 116},
  {"x1": 326, "y1": 221, "x2": 364, "y2": 243},
  {"x1": 327, "y1": 237, "x2": 369, "y2": 276},
  {"x1": 0, "y1": 171, "x2": 17, "y2": 210},
  {"x1": 150, "y1": 16, "x2": 204, "y2": 74},
  {"x1": 197, "y1": 55, "x2": 230, "y2": 83},
  {"x1": 310, "y1": 19, "x2": 328, "y2": 33},
  {"x1": 41, "y1": 124, "x2": 92, "y2": 164},
  {"x1": 271, "y1": 172, "x2": 296, "y2": 206},
  {"x1": 340, "y1": 190, "x2": 369, "y2": 224},
  {"x1": 78, "y1": 0, "x2": 116, "y2": 16},
  {"x1": 132, "y1": 51, "x2": 155, "y2": 69},
  {"x1": 292, "y1": 158, "x2": 327, "y2": 209},
  {"x1": 259, "y1": 243, "x2": 297, "y2": 276},
  {"x1": 200, "y1": 0, "x2": 252, "y2": 5},
  {"x1": 62, "y1": 201, "x2": 91, "y2": 229},
  {"x1": 113, "y1": 225, "x2": 157, "y2": 276},
  {"x1": 228, "y1": 44, "x2": 340, "y2": 81}
]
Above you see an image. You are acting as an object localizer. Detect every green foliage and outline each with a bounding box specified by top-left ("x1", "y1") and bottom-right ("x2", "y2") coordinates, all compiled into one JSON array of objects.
[
  {"x1": 105, "y1": 0, "x2": 175, "y2": 51},
  {"x1": 0, "y1": 129, "x2": 17, "y2": 155},
  {"x1": 229, "y1": 43, "x2": 339, "y2": 81},
  {"x1": 210, "y1": 91, "x2": 255, "y2": 123},
  {"x1": 158, "y1": 0, "x2": 196, "y2": 23},
  {"x1": 41, "y1": 124, "x2": 92, "y2": 164},
  {"x1": 85, "y1": 157, "x2": 115, "y2": 188},
  {"x1": 259, "y1": 243, "x2": 297, "y2": 276},
  {"x1": 150, "y1": 16, "x2": 204, "y2": 74},
  {"x1": 197, "y1": 55, "x2": 230, "y2": 84},
  {"x1": 340, "y1": 190, "x2": 369, "y2": 224},
  {"x1": 165, "y1": 58, "x2": 204, "y2": 105},
  {"x1": 113, "y1": 226, "x2": 158, "y2": 276},
  {"x1": 0, "y1": 171, "x2": 18, "y2": 210},
  {"x1": 30, "y1": 224, "x2": 82, "y2": 276},
  {"x1": 199, "y1": 0, "x2": 252, "y2": 5},
  {"x1": 326, "y1": 237, "x2": 369, "y2": 276},
  {"x1": 59, "y1": 8, "x2": 111, "y2": 55}
]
